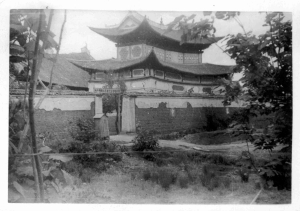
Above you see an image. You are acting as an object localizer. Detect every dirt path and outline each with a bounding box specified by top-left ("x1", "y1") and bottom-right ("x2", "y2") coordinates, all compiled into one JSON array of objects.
[
  {"x1": 110, "y1": 134, "x2": 254, "y2": 156},
  {"x1": 110, "y1": 133, "x2": 284, "y2": 158}
]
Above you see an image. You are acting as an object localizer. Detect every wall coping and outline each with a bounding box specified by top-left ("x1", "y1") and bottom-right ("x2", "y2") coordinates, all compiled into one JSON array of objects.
[
  {"x1": 10, "y1": 89, "x2": 225, "y2": 100},
  {"x1": 125, "y1": 92, "x2": 225, "y2": 99},
  {"x1": 10, "y1": 89, "x2": 95, "y2": 96}
]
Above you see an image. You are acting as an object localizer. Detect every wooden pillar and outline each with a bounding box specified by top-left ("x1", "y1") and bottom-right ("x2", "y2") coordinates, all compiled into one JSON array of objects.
[
  {"x1": 117, "y1": 94, "x2": 121, "y2": 134},
  {"x1": 121, "y1": 96, "x2": 136, "y2": 133}
]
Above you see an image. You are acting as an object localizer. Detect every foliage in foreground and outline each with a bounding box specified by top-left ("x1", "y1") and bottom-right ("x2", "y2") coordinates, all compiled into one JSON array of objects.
[
  {"x1": 60, "y1": 141, "x2": 123, "y2": 173},
  {"x1": 167, "y1": 11, "x2": 292, "y2": 190},
  {"x1": 68, "y1": 118, "x2": 96, "y2": 143}
]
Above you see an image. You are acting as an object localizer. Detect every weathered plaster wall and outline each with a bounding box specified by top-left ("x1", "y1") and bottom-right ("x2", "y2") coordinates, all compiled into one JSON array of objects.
[
  {"x1": 34, "y1": 96, "x2": 94, "y2": 111},
  {"x1": 135, "y1": 96, "x2": 244, "y2": 109}
]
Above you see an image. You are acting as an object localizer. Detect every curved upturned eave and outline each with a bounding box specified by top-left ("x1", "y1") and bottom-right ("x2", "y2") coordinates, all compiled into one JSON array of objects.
[
  {"x1": 89, "y1": 18, "x2": 223, "y2": 47},
  {"x1": 70, "y1": 51, "x2": 234, "y2": 76}
]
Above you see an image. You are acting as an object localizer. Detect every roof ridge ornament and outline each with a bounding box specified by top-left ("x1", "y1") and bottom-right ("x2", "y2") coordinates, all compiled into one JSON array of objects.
[{"x1": 160, "y1": 18, "x2": 163, "y2": 25}]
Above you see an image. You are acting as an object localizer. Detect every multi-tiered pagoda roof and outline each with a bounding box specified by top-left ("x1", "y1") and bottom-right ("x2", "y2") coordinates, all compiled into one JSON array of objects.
[{"x1": 70, "y1": 11, "x2": 233, "y2": 86}]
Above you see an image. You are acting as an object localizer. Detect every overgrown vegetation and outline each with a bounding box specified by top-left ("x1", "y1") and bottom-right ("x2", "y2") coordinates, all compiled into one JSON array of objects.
[
  {"x1": 203, "y1": 106, "x2": 229, "y2": 131},
  {"x1": 68, "y1": 118, "x2": 96, "y2": 143},
  {"x1": 132, "y1": 130, "x2": 159, "y2": 152},
  {"x1": 9, "y1": 9, "x2": 68, "y2": 202},
  {"x1": 60, "y1": 141, "x2": 123, "y2": 174},
  {"x1": 167, "y1": 11, "x2": 292, "y2": 190}
]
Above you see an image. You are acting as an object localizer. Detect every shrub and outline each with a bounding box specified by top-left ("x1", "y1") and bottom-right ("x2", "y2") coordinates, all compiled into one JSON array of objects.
[
  {"x1": 203, "y1": 106, "x2": 229, "y2": 131},
  {"x1": 132, "y1": 129, "x2": 159, "y2": 151},
  {"x1": 60, "y1": 141, "x2": 122, "y2": 173},
  {"x1": 39, "y1": 132, "x2": 71, "y2": 152},
  {"x1": 237, "y1": 167, "x2": 250, "y2": 183},
  {"x1": 62, "y1": 160, "x2": 83, "y2": 175},
  {"x1": 200, "y1": 164, "x2": 220, "y2": 191},
  {"x1": 229, "y1": 108, "x2": 251, "y2": 125},
  {"x1": 132, "y1": 129, "x2": 159, "y2": 161},
  {"x1": 206, "y1": 154, "x2": 230, "y2": 165},
  {"x1": 79, "y1": 168, "x2": 94, "y2": 183},
  {"x1": 185, "y1": 165, "x2": 201, "y2": 183},
  {"x1": 153, "y1": 157, "x2": 167, "y2": 166},
  {"x1": 150, "y1": 171, "x2": 159, "y2": 183},
  {"x1": 219, "y1": 176, "x2": 232, "y2": 189},
  {"x1": 258, "y1": 157, "x2": 291, "y2": 190},
  {"x1": 68, "y1": 118, "x2": 95, "y2": 143},
  {"x1": 142, "y1": 168, "x2": 152, "y2": 181},
  {"x1": 157, "y1": 168, "x2": 174, "y2": 190},
  {"x1": 177, "y1": 171, "x2": 189, "y2": 188},
  {"x1": 170, "y1": 152, "x2": 189, "y2": 166}
]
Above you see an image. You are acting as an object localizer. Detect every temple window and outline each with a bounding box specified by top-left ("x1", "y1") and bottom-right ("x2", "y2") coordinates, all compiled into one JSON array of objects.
[
  {"x1": 172, "y1": 85, "x2": 185, "y2": 91},
  {"x1": 118, "y1": 47, "x2": 130, "y2": 60},
  {"x1": 131, "y1": 45, "x2": 143, "y2": 58},
  {"x1": 155, "y1": 70, "x2": 164, "y2": 78},
  {"x1": 95, "y1": 72, "x2": 105, "y2": 80},
  {"x1": 144, "y1": 68, "x2": 150, "y2": 76},
  {"x1": 113, "y1": 72, "x2": 119, "y2": 78},
  {"x1": 184, "y1": 53, "x2": 199, "y2": 64},
  {"x1": 132, "y1": 68, "x2": 144, "y2": 77},
  {"x1": 203, "y1": 87, "x2": 212, "y2": 94},
  {"x1": 165, "y1": 72, "x2": 182, "y2": 81},
  {"x1": 201, "y1": 76, "x2": 215, "y2": 84},
  {"x1": 120, "y1": 69, "x2": 131, "y2": 78},
  {"x1": 182, "y1": 74, "x2": 200, "y2": 83},
  {"x1": 154, "y1": 47, "x2": 165, "y2": 60},
  {"x1": 178, "y1": 53, "x2": 184, "y2": 63}
]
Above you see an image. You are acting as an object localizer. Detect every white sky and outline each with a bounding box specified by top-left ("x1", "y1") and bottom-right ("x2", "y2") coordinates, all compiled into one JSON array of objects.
[{"x1": 49, "y1": 10, "x2": 292, "y2": 66}]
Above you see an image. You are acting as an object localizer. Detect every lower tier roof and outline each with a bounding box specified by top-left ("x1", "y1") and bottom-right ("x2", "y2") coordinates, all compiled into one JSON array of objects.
[{"x1": 69, "y1": 50, "x2": 233, "y2": 76}]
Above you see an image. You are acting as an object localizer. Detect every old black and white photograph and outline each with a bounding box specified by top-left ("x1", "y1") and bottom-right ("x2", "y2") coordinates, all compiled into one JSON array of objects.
[{"x1": 1, "y1": 0, "x2": 299, "y2": 208}]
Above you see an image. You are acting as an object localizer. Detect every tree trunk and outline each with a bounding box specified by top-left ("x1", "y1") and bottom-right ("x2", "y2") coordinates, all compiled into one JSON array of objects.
[
  {"x1": 28, "y1": 9, "x2": 54, "y2": 202},
  {"x1": 28, "y1": 9, "x2": 44, "y2": 202}
]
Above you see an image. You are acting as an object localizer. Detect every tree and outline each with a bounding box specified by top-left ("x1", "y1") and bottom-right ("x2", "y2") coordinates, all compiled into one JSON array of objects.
[
  {"x1": 170, "y1": 11, "x2": 292, "y2": 189},
  {"x1": 171, "y1": 11, "x2": 292, "y2": 150}
]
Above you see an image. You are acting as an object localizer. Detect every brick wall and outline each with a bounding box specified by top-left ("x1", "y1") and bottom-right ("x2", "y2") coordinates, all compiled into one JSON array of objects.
[
  {"x1": 135, "y1": 102, "x2": 234, "y2": 133},
  {"x1": 35, "y1": 109, "x2": 94, "y2": 141}
]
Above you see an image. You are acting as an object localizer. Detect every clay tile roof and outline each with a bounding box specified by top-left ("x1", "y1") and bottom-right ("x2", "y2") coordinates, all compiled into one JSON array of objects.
[
  {"x1": 70, "y1": 51, "x2": 233, "y2": 76},
  {"x1": 39, "y1": 52, "x2": 94, "y2": 88},
  {"x1": 89, "y1": 11, "x2": 223, "y2": 45}
]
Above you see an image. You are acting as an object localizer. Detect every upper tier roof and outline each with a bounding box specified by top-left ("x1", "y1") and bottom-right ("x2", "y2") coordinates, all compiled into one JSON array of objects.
[
  {"x1": 69, "y1": 50, "x2": 233, "y2": 76},
  {"x1": 89, "y1": 11, "x2": 223, "y2": 52}
]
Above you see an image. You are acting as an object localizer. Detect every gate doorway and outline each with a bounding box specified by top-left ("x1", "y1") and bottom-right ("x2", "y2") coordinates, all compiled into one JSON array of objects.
[{"x1": 94, "y1": 88, "x2": 122, "y2": 137}]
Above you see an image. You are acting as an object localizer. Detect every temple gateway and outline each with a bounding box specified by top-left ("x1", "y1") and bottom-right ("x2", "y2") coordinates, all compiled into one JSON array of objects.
[{"x1": 71, "y1": 11, "x2": 243, "y2": 134}]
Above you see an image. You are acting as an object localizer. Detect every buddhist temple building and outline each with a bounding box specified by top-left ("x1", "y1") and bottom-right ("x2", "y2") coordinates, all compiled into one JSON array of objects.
[{"x1": 71, "y1": 11, "x2": 243, "y2": 134}]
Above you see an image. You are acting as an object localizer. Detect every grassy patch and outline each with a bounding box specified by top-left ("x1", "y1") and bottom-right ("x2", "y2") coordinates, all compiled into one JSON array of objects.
[{"x1": 183, "y1": 131, "x2": 245, "y2": 145}]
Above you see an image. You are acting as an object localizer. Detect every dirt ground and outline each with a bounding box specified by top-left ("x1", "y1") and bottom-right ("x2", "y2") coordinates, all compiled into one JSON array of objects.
[{"x1": 9, "y1": 133, "x2": 291, "y2": 204}]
